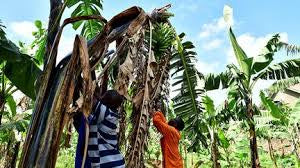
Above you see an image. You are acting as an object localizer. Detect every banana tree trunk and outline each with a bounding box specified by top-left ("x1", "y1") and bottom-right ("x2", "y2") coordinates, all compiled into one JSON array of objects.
[
  {"x1": 4, "y1": 139, "x2": 20, "y2": 168},
  {"x1": 20, "y1": 6, "x2": 152, "y2": 168},
  {"x1": 291, "y1": 133, "x2": 300, "y2": 163},
  {"x1": 246, "y1": 98, "x2": 260, "y2": 168},
  {"x1": 19, "y1": 36, "x2": 93, "y2": 168},
  {"x1": 210, "y1": 130, "x2": 221, "y2": 168},
  {"x1": 267, "y1": 137, "x2": 278, "y2": 168},
  {"x1": 293, "y1": 125, "x2": 300, "y2": 160}
]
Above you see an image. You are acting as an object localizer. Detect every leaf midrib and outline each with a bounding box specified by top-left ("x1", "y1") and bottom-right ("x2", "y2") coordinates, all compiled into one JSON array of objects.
[{"x1": 177, "y1": 41, "x2": 198, "y2": 117}]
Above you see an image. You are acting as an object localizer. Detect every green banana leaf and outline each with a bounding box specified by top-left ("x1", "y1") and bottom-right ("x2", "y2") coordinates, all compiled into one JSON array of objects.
[
  {"x1": 0, "y1": 38, "x2": 42, "y2": 99},
  {"x1": 229, "y1": 28, "x2": 250, "y2": 79},
  {"x1": 259, "y1": 91, "x2": 286, "y2": 122}
]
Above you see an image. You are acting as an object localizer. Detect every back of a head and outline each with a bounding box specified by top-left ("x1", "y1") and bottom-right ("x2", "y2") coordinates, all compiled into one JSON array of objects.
[
  {"x1": 168, "y1": 117, "x2": 185, "y2": 131},
  {"x1": 175, "y1": 117, "x2": 185, "y2": 131},
  {"x1": 101, "y1": 90, "x2": 124, "y2": 110}
]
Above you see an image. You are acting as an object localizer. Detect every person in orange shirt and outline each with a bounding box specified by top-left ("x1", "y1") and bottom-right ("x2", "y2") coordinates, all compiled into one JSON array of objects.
[{"x1": 151, "y1": 109, "x2": 185, "y2": 168}]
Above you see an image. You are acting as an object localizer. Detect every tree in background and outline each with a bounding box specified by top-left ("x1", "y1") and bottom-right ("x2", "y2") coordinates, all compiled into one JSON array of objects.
[{"x1": 204, "y1": 28, "x2": 300, "y2": 167}]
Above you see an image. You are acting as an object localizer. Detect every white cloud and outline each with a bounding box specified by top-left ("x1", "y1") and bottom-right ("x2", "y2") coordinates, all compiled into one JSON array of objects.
[
  {"x1": 10, "y1": 21, "x2": 37, "y2": 40},
  {"x1": 198, "y1": 5, "x2": 234, "y2": 40},
  {"x1": 206, "y1": 79, "x2": 274, "y2": 106},
  {"x1": 226, "y1": 32, "x2": 289, "y2": 64},
  {"x1": 199, "y1": 17, "x2": 228, "y2": 39},
  {"x1": 9, "y1": 21, "x2": 76, "y2": 65},
  {"x1": 279, "y1": 32, "x2": 288, "y2": 43},
  {"x1": 196, "y1": 60, "x2": 219, "y2": 75},
  {"x1": 203, "y1": 39, "x2": 223, "y2": 50}
]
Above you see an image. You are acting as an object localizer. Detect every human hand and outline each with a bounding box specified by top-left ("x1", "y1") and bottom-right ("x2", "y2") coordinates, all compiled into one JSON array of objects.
[{"x1": 149, "y1": 109, "x2": 156, "y2": 118}]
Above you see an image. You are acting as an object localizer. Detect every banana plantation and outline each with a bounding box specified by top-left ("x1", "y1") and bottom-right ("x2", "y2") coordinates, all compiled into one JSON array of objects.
[{"x1": 1, "y1": 0, "x2": 300, "y2": 168}]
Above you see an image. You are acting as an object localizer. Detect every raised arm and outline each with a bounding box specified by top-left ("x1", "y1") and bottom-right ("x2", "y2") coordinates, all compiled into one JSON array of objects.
[{"x1": 152, "y1": 111, "x2": 171, "y2": 136}]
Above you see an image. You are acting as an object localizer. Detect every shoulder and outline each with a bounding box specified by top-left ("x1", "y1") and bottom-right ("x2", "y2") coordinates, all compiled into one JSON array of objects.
[{"x1": 169, "y1": 126, "x2": 181, "y2": 139}]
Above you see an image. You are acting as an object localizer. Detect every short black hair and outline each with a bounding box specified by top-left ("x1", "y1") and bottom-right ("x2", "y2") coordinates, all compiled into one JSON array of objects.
[
  {"x1": 100, "y1": 90, "x2": 124, "y2": 110},
  {"x1": 168, "y1": 117, "x2": 185, "y2": 131},
  {"x1": 175, "y1": 117, "x2": 185, "y2": 131}
]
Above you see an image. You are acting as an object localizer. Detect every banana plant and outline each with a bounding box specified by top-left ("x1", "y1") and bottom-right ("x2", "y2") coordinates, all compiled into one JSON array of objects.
[
  {"x1": 201, "y1": 95, "x2": 231, "y2": 168},
  {"x1": 204, "y1": 28, "x2": 300, "y2": 168},
  {"x1": 259, "y1": 91, "x2": 300, "y2": 166},
  {"x1": 0, "y1": 21, "x2": 38, "y2": 167},
  {"x1": 266, "y1": 77, "x2": 300, "y2": 95},
  {"x1": 0, "y1": 62, "x2": 32, "y2": 168},
  {"x1": 30, "y1": 20, "x2": 47, "y2": 66},
  {"x1": 0, "y1": 64, "x2": 18, "y2": 125},
  {"x1": 0, "y1": 23, "x2": 42, "y2": 100},
  {"x1": 66, "y1": 0, "x2": 105, "y2": 39},
  {"x1": 278, "y1": 42, "x2": 300, "y2": 56},
  {"x1": 0, "y1": 22, "x2": 39, "y2": 123},
  {"x1": 255, "y1": 92, "x2": 282, "y2": 168}
]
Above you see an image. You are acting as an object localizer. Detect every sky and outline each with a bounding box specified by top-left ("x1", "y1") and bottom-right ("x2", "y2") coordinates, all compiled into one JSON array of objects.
[{"x1": 1, "y1": 0, "x2": 300, "y2": 105}]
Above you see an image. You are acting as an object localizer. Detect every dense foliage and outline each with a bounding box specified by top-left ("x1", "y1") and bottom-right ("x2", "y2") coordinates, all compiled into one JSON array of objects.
[{"x1": 1, "y1": 1, "x2": 300, "y2": 168}]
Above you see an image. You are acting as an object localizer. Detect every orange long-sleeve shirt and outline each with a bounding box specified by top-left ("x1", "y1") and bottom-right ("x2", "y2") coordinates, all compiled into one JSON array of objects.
[{"x1": 153, "y1": 111, "x2": 183, "y2": 168}]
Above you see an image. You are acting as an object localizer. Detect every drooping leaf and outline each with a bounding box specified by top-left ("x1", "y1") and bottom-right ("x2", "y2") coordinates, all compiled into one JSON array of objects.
[
  {"x1": 278, "y1": 42, "x2": 300, "y2": 56},
  {"x1": 256, "y1": 59, "x2": 300, "y2": 80},
  {"x1": 259, "y1": 91, "x2": 286, "y2": 121},
  {"x1": 227, "y1": 84, "x2": 246, "y2": 120},
  {"x1": 245, "y1": 34, "x2": 283, "y2": 75},
  {"x1": 0, "y1": 37, "x2": 22, "y2": 62},
  {"x1": 4, "y1": 54, "x2": 41, "y2": 99},
  {"x1": 266, "y1": 77, "x2": 300, "y2": 95},
  {"x1": 1, "y1": 38, "x2": 42, "y2": 99}
]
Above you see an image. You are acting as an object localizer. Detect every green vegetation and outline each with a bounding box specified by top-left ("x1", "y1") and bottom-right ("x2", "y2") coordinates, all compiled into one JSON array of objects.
[{"x1": 1, "y1": 1, "x2": 300, "y2": 168}]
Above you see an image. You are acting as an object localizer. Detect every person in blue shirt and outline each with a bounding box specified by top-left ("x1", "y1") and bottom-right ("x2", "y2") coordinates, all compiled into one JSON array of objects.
[{"x1": 74, "y1": 89, "x2": 125, "y2": 168}]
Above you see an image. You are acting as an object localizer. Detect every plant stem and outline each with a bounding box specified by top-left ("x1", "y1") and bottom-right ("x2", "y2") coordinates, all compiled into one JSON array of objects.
[
  {"x1": 246, "y1": 97, "x2": 260, "y2": 168},
  {"x1": 267, "y1": 137, "x2": 278, "y2": 168}
]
